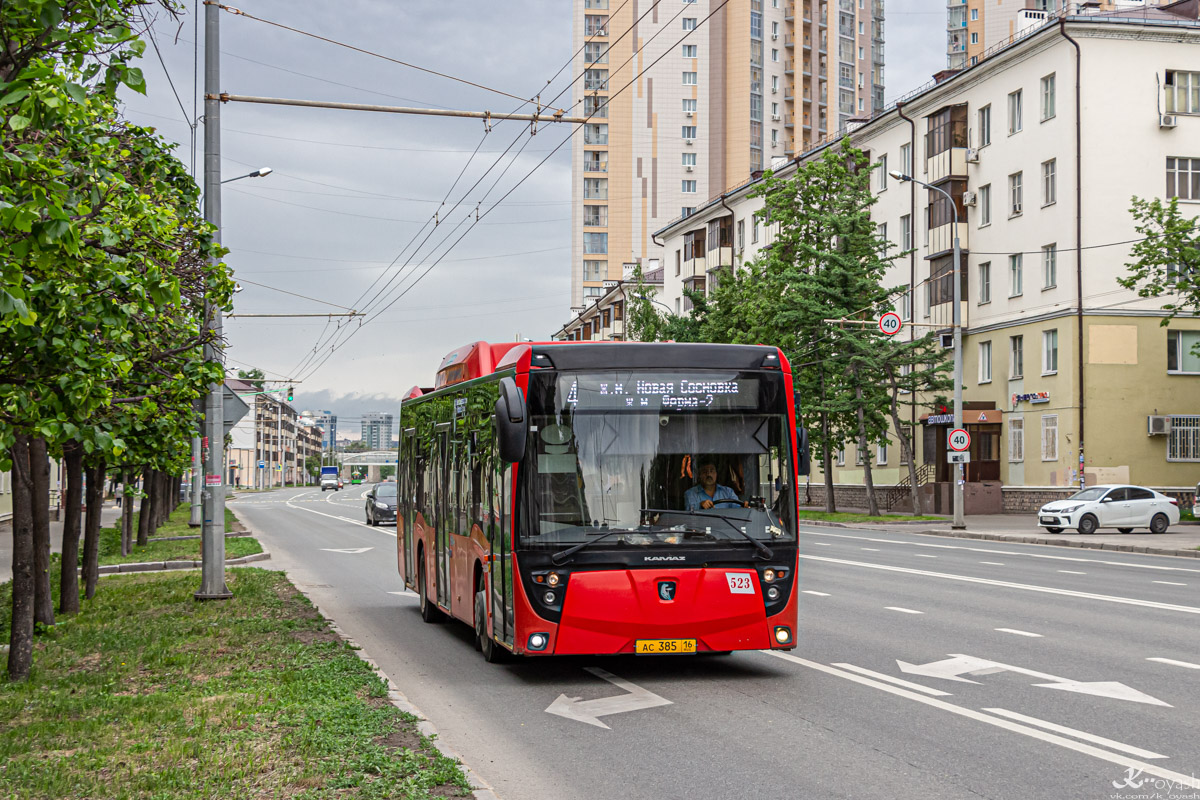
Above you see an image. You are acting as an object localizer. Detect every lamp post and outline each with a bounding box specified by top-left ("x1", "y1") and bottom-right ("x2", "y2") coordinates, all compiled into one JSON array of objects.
[
  {"x1": 890, "y1": 169, "x2": 966, "y2": 529},
  {"x1": 221, "y1": 167, "x2": 272, "y2": 184},
  {"x1": 633, "y1": 293, "x2": 673, "y2": 316}
]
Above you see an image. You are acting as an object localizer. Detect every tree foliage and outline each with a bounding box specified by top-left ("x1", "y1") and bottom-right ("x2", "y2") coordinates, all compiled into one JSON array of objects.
[{"x1": 1118, "y1": 196, "x2": 1200, "y2": 347}]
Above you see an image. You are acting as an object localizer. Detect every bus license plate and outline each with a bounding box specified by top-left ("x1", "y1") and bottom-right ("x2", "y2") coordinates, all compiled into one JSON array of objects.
[{"x1": 635, "y1": 639, "x2": 697, "y2": 654}]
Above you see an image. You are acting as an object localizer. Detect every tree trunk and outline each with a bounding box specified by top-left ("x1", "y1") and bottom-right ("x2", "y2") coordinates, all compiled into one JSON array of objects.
[
  {"x1": 30, "y1": 437, "x2": 54, "y2": 628},
  {"x1": 82, "y1": 460, "x2": 105, "y2": 600},
  {"x1": 886, "y1": 367, "x2": 924, "y2": 516},
  {"x1": 818, "y1": 370, "x2": 836, "y2": 513},
  {"x1": 855, "y1": 380, "x2": 881, "y2": 517},
  {"x1": 59, "y1": 445, "x2": 83, "y2": 615},
  {"x1": 137, "y1": 467, "x2": 152, "y2": 546},
  {"x1": 7, "y1": 435, "x2": 35, "y2": 681},
  {"x1": 121, "y1": 470, "x2": 135, "y2": 557}
]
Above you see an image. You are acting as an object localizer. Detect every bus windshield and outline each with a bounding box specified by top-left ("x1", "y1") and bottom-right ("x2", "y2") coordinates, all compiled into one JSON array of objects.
[{"x1": 520, "y1": 370, "x2": 795, "y2": 550}]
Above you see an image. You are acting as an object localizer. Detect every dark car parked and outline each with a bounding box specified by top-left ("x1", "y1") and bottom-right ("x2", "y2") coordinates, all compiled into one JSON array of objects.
[{"x1": 365, "y1": 481, "x2": 397, "y2": 526}]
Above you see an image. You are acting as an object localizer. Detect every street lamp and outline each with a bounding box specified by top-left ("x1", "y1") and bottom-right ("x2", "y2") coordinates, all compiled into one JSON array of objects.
[
  {"x1": 890, "y1": 169, "x2": 966, "y2": 530},
  {"x1": 220, "y1": 167, "x2": 272, "y2": 184},
  {"x1": 633, "y1": 293, "x2": 673, "y2": 316}
]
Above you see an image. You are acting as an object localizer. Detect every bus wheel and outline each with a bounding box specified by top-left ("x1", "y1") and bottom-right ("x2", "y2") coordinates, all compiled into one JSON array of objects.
[
  {"x1": 418, "y1": 562, "x2": 443, "y2": 624},
  {"x1": 475, "y1": 589, "x2": 507, "y2": 663}
]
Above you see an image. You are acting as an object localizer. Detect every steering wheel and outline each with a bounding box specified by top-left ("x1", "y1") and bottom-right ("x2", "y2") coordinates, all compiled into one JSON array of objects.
[{"x1": 712, "y1": 499, "x2": 746, "y2": 508}]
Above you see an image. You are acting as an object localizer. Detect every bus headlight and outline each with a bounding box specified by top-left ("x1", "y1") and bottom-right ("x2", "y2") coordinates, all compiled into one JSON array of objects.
[
  {"x1": 542, "y1": 590, "x2": 557, "y2": 605},
  {"x1": 766, "y1": 586, "x2": 780, "y2": 600},
  {"x1": 528, "y1": 633, "x2": 549, "y2": 651},
  {"x1": 774, "y1": 626, "x2": 793, "y2": 645},
  {"x1": 762, "y1": 568, "x2": 777, "y2": 583}
]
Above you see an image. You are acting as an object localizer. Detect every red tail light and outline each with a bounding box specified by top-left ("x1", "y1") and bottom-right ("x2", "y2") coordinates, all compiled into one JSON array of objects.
[{"x1": 1169, "y1": 498, "x2": 1179, "y2": 506}]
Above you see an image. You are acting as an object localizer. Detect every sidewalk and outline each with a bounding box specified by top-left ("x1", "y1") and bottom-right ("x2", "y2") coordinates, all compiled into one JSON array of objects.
[
  {"x1": 0, "y1": 502, "x2": 124, "y2": 583},
  {"x1": 802, "y1": 509, "x2": 1200, "y2": 557}
]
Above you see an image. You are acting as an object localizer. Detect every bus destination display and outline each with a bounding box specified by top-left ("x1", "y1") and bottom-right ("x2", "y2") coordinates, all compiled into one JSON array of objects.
[{"x1": 563, "y1": 373, "x2": 760, "y2": 411}]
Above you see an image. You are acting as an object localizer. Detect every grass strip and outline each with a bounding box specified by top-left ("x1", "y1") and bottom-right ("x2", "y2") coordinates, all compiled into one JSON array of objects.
[
  {"x1": 98, "y1": 507, "x2": 261, "y2": 566},
  {"x1": 798, "y1": 510, "x2": 946, "y2": 524},
  {"x1": 0, "y1": 569, "x2": 472, "y2": 799}
]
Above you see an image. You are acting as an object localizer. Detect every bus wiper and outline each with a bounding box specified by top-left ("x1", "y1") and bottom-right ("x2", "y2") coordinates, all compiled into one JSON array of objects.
[
  {"x1": 551, "y1": 528, "x2": 630, "y2": 565},
  {"x1": 641, "y1": 508, "x2": 774, "y2": 560}
]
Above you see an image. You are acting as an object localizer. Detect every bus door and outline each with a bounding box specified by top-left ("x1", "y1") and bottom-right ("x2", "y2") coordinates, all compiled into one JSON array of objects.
[
  {"x1": 489, "y1": 462, "x2": 515, "y2": 647},
  {"x1": 400, "y1": 428, "x2": 416, "y2": 585},
  {"x1": 434, "y1": 422, "x2": 452, "y2": 610}
]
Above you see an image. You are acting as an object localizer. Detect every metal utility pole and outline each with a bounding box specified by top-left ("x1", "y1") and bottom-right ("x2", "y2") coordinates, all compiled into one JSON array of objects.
[
  {"x1": 188, "y1": 436, "x2": 202, "y2": 526},
  {"x1": 197, "y1": 1, "x2": 231, "y2": 599},
  {"x1": 890, "y1": 170, "x2": 966, "y2": 529}
]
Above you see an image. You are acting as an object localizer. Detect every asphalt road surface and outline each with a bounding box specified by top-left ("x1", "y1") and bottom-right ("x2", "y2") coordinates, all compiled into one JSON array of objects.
[{"x1": 233, "y1": 486, "x2": 1200, "y2": 800}]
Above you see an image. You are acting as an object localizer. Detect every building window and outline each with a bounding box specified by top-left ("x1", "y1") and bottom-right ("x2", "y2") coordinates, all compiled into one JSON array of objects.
[
  {"x1": 683, "y1": 71, "x2": 697, "y2": 85},
  {"x1": 876, "y1": 443, "x2": 888, "y2": 465},
  {"x1": 1008, "y1": 89, "x2": 1022, "y2": 134},
  {"x1": 836, "y1": 448, "x2": 846, "y2": 466},
  {"x1": 583, "y1": 177, "x2": 607, "y2": 199},
  {"x1": 1166, "y1": 157, "x2": 1200, "y2": 201},
  {"x1": 1041, "y1": 74, "x2": 1056, "y2": 120},
  {"x1": 583, "y1": 232, "x2": 608, "y2": 254},
  {"x1": 772, "y1": 21, "x2": 780, "y2": 36},
  {"x1": 584, "y1": 150, "x2": 608, "y2": 172},
  {"x1": 585, "y1": 14, "x2": 608, "y2": 36},
  {"x1": 1009, "y1": 172, "x2": 1023, "y2": 216},
  {"x1": 1009, "y1": 418, "x2": 1024, "y2": 462},
  {"x1": 752, "y1": 215, "x2": 760, "y2": 243},
  {"x1": 737, "y1": 219, "x2": 745, "y2": 251},
  {"x1": 583, "y1": 205, "x2": 607, "y2": 227},
  {"x1": 1041, "y1": 414, "x2": 1058, "y2": 461},
  {"x1": 1168, "y1": 330, "x2": 1200, "y2": 373},
  {"x1": 771, "y1": 48, "x2": 779, "y2": 62},
  {"x1": 682, "y1": 125, "x2": 697, "y2": 139},
  {"x1": 878, "y1": 153, "x2": 888, "y2": 190},
  {"x1": 681, "y1": 206, "x2": 695, "y2": 217},
  {"x1": 584, "y1": 69, "x2": 609, "y2": 90},
  {"x1": 1165, "y1": 70, "x2": 1200, "y2": 114},
  {"x1": 682, "y1": 44, "x2": 698, "y2": 58},
  {"x1": 1010, "y1": 335, "x2": 1024, "y2": 378},
  {"x1": 899, "y1": 142, "x2": 911, "y2": 176},
  {"x1": 683, "y1": 98, "x2": 697, "y2": 114},
  {"x1": 979, "y1": 104, "x2": 991, "y2": 147},
  {"x1": 585, "y1": 42, "x2": 608, "y2": 64},
  {"x1": 583, "y1": 259, "x2": 606, "y2": 281},
  {"x1": 1043, "y1": 329, "x2": 1059, "y2": 374},
  {"x1": 1009, "y1": 254, "x2": 1023, "y2": 297},
  {"x1": 583, "y1": 95, "x2": 608, "y2": 117},
  {"x1": 925, "y1": 105, "x2": 967, "y2": 159},
  {"x1": 583, "y1": 123, "x2": 608, "y2": 144},
  {"x1": 1042, "y1": 244, "x2": 1057, "y2": 288},
  {"x1": 584, "y1": 0, "x2": 608, "y2": 8},
  {"x1": 1042, "y1": 159, "x2": 1056, "y2": 206},
  {"x1": 971, "y1": 8, "x2": 979, "y2": 20},
  {"x1": 675, "y1": 250, "x2": 681, "y2": 276},
  {"x1": 877, "y1": 222, "x2": 887, "y2": 254},
  {"x1": 682, "y1": 180, "x2": 697, "y2": 193},
  {"x1": 900, "y1": 289, "x2": 912, "y2": 321},
  {"x1": 970, "y1": 32, "x2": 978, "y2": 45},
  {"x1": 900, "y1": 214, "x2": 911, "y2": 251},
  {"x1": 979, "y1": 261, "x2": 991, "y2": 304},
  {"x1": 1168, "y1": 415, "x2": 1200, "y2": 461},
  {"x1": 682, "y1": 17, "x2": 697, "y2": 30},
  {"x1": 682, "y1": 152, "x2": 697, "y2": 166},
  {"x1": 979, "y1": 340, "x2": 992, "y2": 383},
  {"x1": 772, "y1": 75, "x2": 780, "y2": 93},
  {"x1": 979, "y1": 184, "x2": 991, "y2": 227}
]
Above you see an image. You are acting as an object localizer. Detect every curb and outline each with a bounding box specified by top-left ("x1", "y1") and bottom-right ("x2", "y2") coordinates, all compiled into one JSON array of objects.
[
  {"x1": 225, "y1": 504, "x2": 499, "y2": 800},
  {"x1": 803, "y1": 521, "x2": 1200, "y2": 558},
  {"x1": 92, "y1": 551, "x2": 271, "y2": 575},
  {"x1": 148, "y1": 531, "x2": 252, "y2": 543}
]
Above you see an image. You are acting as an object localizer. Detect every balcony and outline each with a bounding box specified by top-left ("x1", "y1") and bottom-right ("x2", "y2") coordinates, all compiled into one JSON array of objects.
[
  {"x1": 785, "y1": 58, "x2": 795, "y2": 74},
  {"x1": 927, "y1": 147, "x2": 968, "y2": 184},
  {"x1": 785, "y1": 2, "x2": 795, "y2": 21},
  {"x1": 681, "y1": 255, "x2": 708, "y2": 287},
  {"x1": 785, "y1": 33, "x2": 795, "y2": 48},
  {"x1": 784, "y1": 86, "x2": 795, "y2": 101},
  {"x1": 927, "y1": 221, "x2": 969, "y2": 258}
]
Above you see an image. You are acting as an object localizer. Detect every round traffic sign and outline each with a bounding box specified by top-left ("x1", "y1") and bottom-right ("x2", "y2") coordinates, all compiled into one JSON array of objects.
[
  {"x1": 948, "y1": 428, "x2": 971, "y2": 452},
  {"x1": 878, "y1": 312, "x2": 902, "y2": 336}
]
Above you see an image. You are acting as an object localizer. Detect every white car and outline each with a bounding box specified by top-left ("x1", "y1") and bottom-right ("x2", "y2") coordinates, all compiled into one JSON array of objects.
[{"x1": 1037, "y1": 484, "x2": 1181, "y2": 535}]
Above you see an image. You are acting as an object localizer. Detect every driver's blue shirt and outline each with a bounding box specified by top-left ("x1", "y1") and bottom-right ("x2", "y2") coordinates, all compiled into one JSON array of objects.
[{"x1": 685, "y1": 483, "x2": 740, "y2": 511}]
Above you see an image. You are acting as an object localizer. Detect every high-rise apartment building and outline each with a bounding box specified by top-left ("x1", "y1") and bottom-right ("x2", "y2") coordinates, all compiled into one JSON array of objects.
[
  {"x1": 360, "y1": 412, "x2": 393, "y2": 451},
  {"x1": 570, "y1": 0, "x2": 884, "y2": 309},
  {"x1": 305, "y1": 409, "x2": 337, "y2": 450}
]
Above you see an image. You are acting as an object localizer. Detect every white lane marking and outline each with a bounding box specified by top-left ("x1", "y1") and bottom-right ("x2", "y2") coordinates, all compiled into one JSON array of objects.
[
  {"x1": 763, "y1": 652, "x2": 1199, "y2": 790},
  {"x1": 1153, "y1": 581, "x2": 1187, "y2": 586},
  {"x1": 388, "y1": 590, "x2": 418, "y2": 598},
  {"x1": 321, "y1": 547, "x2": 373, "y2": 554},
  {"x1": 861, "y1": 547, "x2": 880, "y2": 551},
  {"x1": 284, "y1": 496, "x2": 397, "y2": 537},
  {"x1": 897, "y1": 654, "x2": 1170, "y2": 706},
  {"x1": 811, "y1": 542, "x2": 832, "y2": 546},
  {"x1": 982, "y1": 709, "x2": 1168, "y2": 761},
  {"x1": 1058, "y1": 570, "x2": 1086, "y2": 575},
  {"x1": 885, "y1": 607, "x2": 923, "y2": 614},
  {"x1": 995, "y1": 628, "x2": 1043, "y2": 638},
  {"x1": 832, "y1": 664, "x2": 952, "y2": 696},
  {"x1": 980, "y1": 561, "x2": 1005, "y2": 566},
  {"x1": 806, "y1": 530, "x2": 1200, "y2": 573},
  {"x1": 799, "y1": 554, "x2": 1200, "y2": 616},
  {"x1": 914, "y1": 554, "x2": 938, "y2": 558},
  {"x1": 545, "y1": 667, "x2": 672, "y2": 730},
  {"x1": 1147, "y1": 657, "x2": 1200, "y2": 670},
  {"x1": 801, "y1": 590, "x2": 831, "y2": 596}
]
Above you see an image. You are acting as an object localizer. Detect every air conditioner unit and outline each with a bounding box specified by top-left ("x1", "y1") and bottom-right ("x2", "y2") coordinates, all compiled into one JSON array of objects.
[
  {"x1": 1159, "y1": 114, "x2": 1178, "y2": 129},
  {"x1": 685, "y1": 165, "x2": 694, "y2": 172},
  {"x1": 771, "y1": 87, "x2": 778, "y2": 93},
  {"x1": 685, "y1": 110, "x2": 694, "y2": 117},
  {"x1": 772, "y1": 33, "x2": 779, "y2": 39},
  {"x1": 965, "y1": 147, "x2": 980, "y2": 162},
  {"x1": 684, "y1": 138, "x2": 695, "y2": 145},
  {"x1": 1148, "y1": 415, "x2": 1173, "y2": 436},
  {"x1": 962, "y1": 191, "x2": 977, "y2": 207},
  {"x1": 771, "y1": 113, "x2": 781, "y2": 121}
]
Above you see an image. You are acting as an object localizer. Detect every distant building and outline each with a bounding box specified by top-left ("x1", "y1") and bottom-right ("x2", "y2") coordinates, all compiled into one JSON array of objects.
[
  {"x1": 305, "y1": 409, "x2": 338, "y2": 450},
  {"x1": 361, "y1": 412, "x2": 394, "y2": 451}
]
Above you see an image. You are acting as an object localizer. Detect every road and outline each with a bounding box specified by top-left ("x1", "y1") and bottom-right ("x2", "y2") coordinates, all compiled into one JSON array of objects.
[{"x1": 234, "y1": 486, "x2": 1200, "y2": 800}]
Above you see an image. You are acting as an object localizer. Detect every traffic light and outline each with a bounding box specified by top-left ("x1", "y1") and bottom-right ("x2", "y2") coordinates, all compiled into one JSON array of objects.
[{"x1": 287, "y1": 385, "x2": 293, "y2": 402}]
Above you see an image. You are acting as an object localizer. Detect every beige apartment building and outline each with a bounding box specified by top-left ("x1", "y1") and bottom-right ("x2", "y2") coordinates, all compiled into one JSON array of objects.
[
  {"x1": 652, "y1": 7, "x2": 1200, "y2": 509},
  {"x1": 570, "y1": 0, "x2": 885, "y2": 310}
]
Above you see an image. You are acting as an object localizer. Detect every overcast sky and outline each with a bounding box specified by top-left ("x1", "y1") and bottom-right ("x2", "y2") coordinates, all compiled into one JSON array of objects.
[{"x1": 122, "y1": 0, "x2": 944, "y2": 430}]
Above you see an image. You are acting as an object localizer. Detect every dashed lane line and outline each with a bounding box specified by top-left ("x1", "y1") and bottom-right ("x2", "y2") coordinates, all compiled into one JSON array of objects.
[
  {"x1": 884, "y1": 607, "x2": 923, "y2": 614},
  {"x1": 994, "y1": 628, "x2": 1043, "y2": 638},
  {"x1": 801, "y1": 590, "x2": 831, "y2": 597},
  {"x1": 1146, "y1": 657, "x2": 1200, "y2": 670},
  {"x1": 831, "y1": 663, "x2": 952, "y2": 697},
  {"x1": 1058, "y1": 570, "x2": 1086, "y2": 575},
  {"x1": 980, "y1": 561, "x2": 1005, "y2": 566},
  {"x1": 981, "y1": 709, "x2": 1168, "y2": 761},
  {"x1": 1153, "y1": 581, "x2": 1187, "y2": 586}
]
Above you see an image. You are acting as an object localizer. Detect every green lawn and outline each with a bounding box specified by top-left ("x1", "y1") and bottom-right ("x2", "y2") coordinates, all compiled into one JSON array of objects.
[
  {"x1": 98, "y1": 507, "x2": 261, "y2": 566},
  {"x1": 798, "y1": 510, "x2": 946, "y2": 524},
  {"x1": 0, "y1": 569, "x2": 471, "y2": 799}
]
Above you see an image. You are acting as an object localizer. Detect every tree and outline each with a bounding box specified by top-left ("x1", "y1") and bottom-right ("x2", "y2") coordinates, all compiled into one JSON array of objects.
[
  {"x1": 1118, "y1": 196, "x2": 1200, "y2": 355},
  {"x1": 880, "y1": 335, "x2": 953, "y2": 514},
  {"x1": 237, "y1": 368, "x2": 266, "y2": 391}
]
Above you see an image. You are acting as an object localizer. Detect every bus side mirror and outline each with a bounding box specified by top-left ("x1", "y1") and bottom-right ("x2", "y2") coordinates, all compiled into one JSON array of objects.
[
  {"x1": 797, "y1": 428, "x2": 811, "y2": 476},
  {"x1": 495, "y1": 376, "x2": 527, "y2": 463}
]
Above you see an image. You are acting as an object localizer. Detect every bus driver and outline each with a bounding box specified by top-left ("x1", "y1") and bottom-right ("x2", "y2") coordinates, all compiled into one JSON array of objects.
[{"x1": 684, "y1": 458, "x2": 746, "y2": 511}]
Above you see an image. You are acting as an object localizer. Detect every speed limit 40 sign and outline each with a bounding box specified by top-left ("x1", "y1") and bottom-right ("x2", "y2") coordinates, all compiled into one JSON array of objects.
[
  {"x1": 878, "y1": 312, "x2": 902, "y2": 336},
  {"x1": 948, "y1": 428, "x2": 971, "y2": 452}
]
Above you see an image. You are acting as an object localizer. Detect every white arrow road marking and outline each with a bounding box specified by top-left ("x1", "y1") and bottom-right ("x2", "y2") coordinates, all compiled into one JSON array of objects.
[
  {"x1": 897, "y1": 654, "x2": 1171, "y2": 706},
  {"x1": 832, "y1": 663, "x2": 952, "y2": 696},
  {"x1": 321, "y1": 547, "x2": 374, "y2": 554},
  {"x1": 764, "y1": 652, "x2": 1200, "y2": 791},
  {"x1": 545, "y1": 667, "x2": 672, "y2": 730},
  {"x1": 799, "y1": 554, "x2": 1200, "y2": 615}
]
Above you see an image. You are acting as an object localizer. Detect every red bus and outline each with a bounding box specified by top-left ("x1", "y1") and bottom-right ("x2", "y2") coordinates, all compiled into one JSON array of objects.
[{"x1": 396, "y1": 340, "x2": 808, "y2": 662}]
